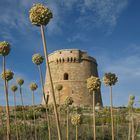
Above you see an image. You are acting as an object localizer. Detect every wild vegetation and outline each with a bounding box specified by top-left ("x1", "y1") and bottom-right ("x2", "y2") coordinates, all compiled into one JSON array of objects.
[
  {"x1": 0, "y1": 2, "x2": 140, "y2": 140},
  {"x1": 0, "y1": 105, "x2": 139, "y2": 140}
]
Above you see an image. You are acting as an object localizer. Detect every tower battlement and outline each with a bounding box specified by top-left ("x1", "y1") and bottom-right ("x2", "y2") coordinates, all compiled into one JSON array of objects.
[{"x1": 48, "y1": 49, "x2": 97, "y2": 64}]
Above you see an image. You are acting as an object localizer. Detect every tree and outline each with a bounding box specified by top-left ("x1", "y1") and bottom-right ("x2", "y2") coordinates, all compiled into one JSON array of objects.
[
  {"x1": 65, "y1": 96, "x2": 74, "y2": 140},
  {"x1": 11, "y1": 85, "x2": 19, "y2": 140},
  {"x1": 32, "y1": 53, "x2": 51, "y2": 140},
  {"x1": 29, "y1": 82, "x2": 38, "y2": 140},
  {"x1": 29, "y1": 4, "x2": 61, "y2": 139},
  {"x1": 103, "y1": 72, "x2": 118, "y2": 140},
  {"x1": 0, "y1": 41, "x2": 11, "y2": 140},
  {"x1": 87, "y1": 76, "x2": 101, "y2": 140}
]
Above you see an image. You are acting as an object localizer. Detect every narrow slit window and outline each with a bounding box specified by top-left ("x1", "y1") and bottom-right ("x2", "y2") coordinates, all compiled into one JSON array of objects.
[{"x1": 64, "y1": 73, "x2": 69, "y2": 80}]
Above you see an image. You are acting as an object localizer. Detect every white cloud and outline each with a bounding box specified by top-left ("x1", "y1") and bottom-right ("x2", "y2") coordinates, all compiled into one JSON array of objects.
[
  {"x1": 0, "y1": 0, "x2": 61, "y2": 41},
  {"x1": 95, "y1": 47, "x2": 140, "y2": 82},
  {"x1": 0, "y1": 1, "x2": 31, "y2": 43},
  {"x1": 0, "y1": 30, "x2": 15, "y2": 44},
  {"x1": 0, "y1": 0, "x2": 129, "y2": 41},
  {"x1": 93, "y1": 0, "x2": 128, "y2": 27},
  {"x1": 47, "y1": 1, "x2": 62, "y2": 35},
  {"x1": 67, "y1": 33, "x2": 89, "y2": 42},
  {"x1": 60, "y1": 0, "x2": 78, "y2": 8},
  {"x1": 58, "y1": 0, "x2": 128, "y2": 28},
  {"x1": 76, "y1": 0, "x2": 128, "y2": 31},
  {"x1": 100, "y1": 44, "x2": 140, "y2": 80},
  {"x1": 92, "y1": 44, "x2": 140, "y2": 106}
]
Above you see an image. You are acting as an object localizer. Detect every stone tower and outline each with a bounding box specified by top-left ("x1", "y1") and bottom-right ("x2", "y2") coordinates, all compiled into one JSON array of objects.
[{"x1": 43, "y1": 49, "x2": 102, "y2": 106}]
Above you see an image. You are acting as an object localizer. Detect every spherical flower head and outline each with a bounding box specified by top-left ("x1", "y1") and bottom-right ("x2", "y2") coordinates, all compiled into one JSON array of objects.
[
  {"x1": 129, "y1": 95, "x2": 135, "y2": 100},
  {"x1": 128, "y1": 100, "x2": 135, "y2": 108},
  {"x1": 96, "y1": 102, "x2": 100, "y2": 106},
  {"x1": 71, "y1": 114, "x2": 81, "y2": 126},
  {"x1": 1, "y1": 69, "x2": 14, "y2": 81},
  {"x1": 87, "y1": 76, "x2": 101, "y2": 92},
  {"x1": 11, "y1": 85, "x2": 18, "y2": 92},
  {"x1": 16, "y1": 79, "x2": 24, "y2": 86},
  {"x1": 29, "y1": 3, "x2": 53, "y2": 26},
  {"x1": 56, "y1": 84, "x2": 63, "y2": 91},
  {"x1": 32, "y1": 53, "x2": 44, "y2": 65},
  {"x1": 30, "y1": 82, "x2": 38, "y2": 91},
  {"x1": 0, "y1": 41, "x2": 11, "y2": 56},
  {"x1": 103, "y1": 73, "x2": 118, "y2": 86},
  {"x1": 65, "y1": 96, "x2": 74, "y2": 106},
  {"x1": 128, "y1": 95, "x2": 135, "y2": 108}
]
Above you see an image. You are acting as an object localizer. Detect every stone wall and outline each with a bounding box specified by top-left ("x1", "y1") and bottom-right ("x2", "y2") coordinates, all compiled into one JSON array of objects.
[{"x1": 43, "y1": 49, "x2": 103, "y2": 106}]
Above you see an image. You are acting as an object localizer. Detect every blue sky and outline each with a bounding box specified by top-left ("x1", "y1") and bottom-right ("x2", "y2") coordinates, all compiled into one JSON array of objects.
[{"x1": 0, "y1": 0, "x2": 140, "y2": 107}]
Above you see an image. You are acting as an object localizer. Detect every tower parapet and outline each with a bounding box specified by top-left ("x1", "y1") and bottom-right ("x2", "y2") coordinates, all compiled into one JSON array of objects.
[{"x1": 48, "y1": 49, "x2": 97, "y2": 64}]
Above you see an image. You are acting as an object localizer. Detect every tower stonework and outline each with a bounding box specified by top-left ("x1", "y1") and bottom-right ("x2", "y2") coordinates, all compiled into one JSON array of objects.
[{"x1": 44, "y1": 49, "x2": 103, "y2": 106}]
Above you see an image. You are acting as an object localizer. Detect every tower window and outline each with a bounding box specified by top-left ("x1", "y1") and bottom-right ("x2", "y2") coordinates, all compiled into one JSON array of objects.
[
  {"x1": 56, "y1": 59, "x2": 58, "y2": 63},
  {"x1": 64, "y1": 73, "x2": 69, "y2": 80}
]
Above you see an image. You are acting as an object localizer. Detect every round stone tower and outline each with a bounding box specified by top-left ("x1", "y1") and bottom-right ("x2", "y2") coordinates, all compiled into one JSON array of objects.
[{"x1": 43, "y1": 49, "x2": 102, "y2": 106}]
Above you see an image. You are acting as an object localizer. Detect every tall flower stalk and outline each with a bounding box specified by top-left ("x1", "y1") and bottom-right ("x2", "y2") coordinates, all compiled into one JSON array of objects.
[
  {"x1": 103, "y1": 73, "x2": 118, "y2": 140},
  {"x1": 29, "y1": 4, "x2": 61, "y2": 139},
  {"x1": 71, "y1": 114, "x2": 81, "y2": 140},
  {"x1": 56, "y1": 84, "x2": 63, "y2": 106},
  {"x1": 128, "y1": 95, "x2": 135, "y2": 140},
  {"x1": 65, "y1": 97, "x2": 74, "y2": 140},
  {"x1": 29, "y1": 82, "x2": 38, "y2": 140},
  {"x1": 87, "y1": 76, "x2": 101, "y2": 140},
  {"x1": 0, "y1": 41, "x2": 11, "y2": 140},
  {"x1": 16, "y1": 79, "x2": 26, "y2": 128},
  {"x1": 56, "y1": 84, "x2": 63, "y2": 120},
  {"x1": 10, "y1": 85, "x2": 19, "y2": 140},
  {"x1": 1, "y1": 69, "x2": 14, "y2": 140},
  {"x1": 32, "y1": 53, "x2": 51, "y2": 140}
]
